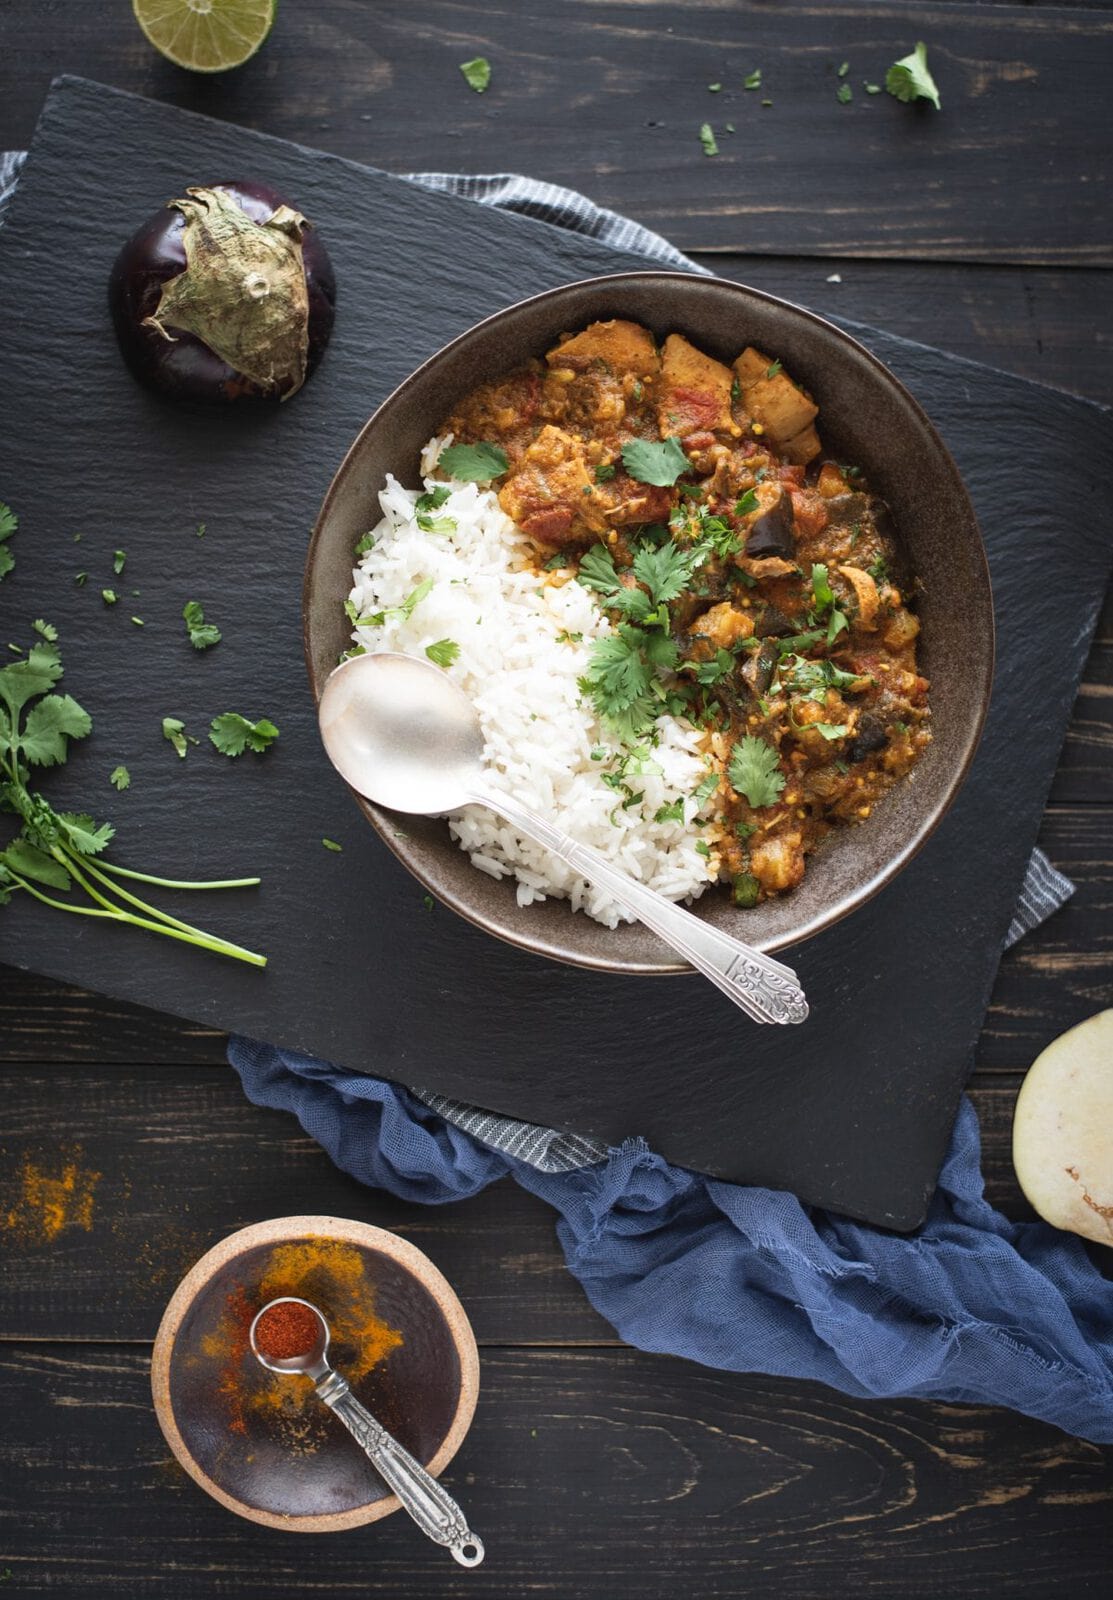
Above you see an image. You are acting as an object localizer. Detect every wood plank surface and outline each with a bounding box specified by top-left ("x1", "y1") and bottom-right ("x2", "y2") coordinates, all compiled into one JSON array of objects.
[
  {"x1": 0, "y1": 2, "x2": 1110, "y2": 1595},
  {"x1": 1, "y1": 2, "x2": 1112, "y2": 262},
  {"x1": 0, "y1": 1343, "x2": 1110, "y2": 1599}
]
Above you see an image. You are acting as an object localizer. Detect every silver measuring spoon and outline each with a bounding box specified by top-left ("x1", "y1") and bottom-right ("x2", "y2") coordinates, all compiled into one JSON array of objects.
[
  {"x1": 318, "y1": 652, "x2": 807, "y2": 1024},
  {"x1": 249, "y1": 1296, "x2": 484, "y2": 1567}
]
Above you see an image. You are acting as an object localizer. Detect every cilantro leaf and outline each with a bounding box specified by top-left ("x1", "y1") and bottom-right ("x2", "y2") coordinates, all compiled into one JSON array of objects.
[
  {"x1": 425, "y1": 638, "x2": 460, "y2": 669},
  {"x1": 322, "y1": 837, "x2": 343, "y2": 852},
  {"x1": 0, "y1": 501, "x2": 17, "y2": 581},
  {"x1": 32, "y1": 619, "x2": 58, "y2": 642},
  {"x1": 416, "y1": 485, "x2": 457, "y2": 534},
  {"x1": 209, "y1": 713, "x2": 280, "y2": 757},
  {"x1": 110, "y1": 765, "x2": 130, "y2": 791},
  {"x1": 836, "y1": 82, "x2": 853, "y2": 104},
  {"x1": 0, "y1": 837, "x2": 71, "y2": 891},
  {"x1": 654, "y1": 798, "x2": 686, "y2": 824},
  {"x1": 743, "y1": 68, "x2": 761, "y2": 90},
  {"x1": 438, "y1": 441, "x2": 509, "y2": 483},
  {"x1": 161, "y1": 717, "x2": 196, "y2": 759},
  {"x1": 688, "y1": 648, "x2": 735, "y2": 686},
  {"x1": 354, "y1": 530, "x2": 376, "y2": 558},
  {"x1": 728, "y1": 735, "x2": 786, "y2": 808},
  {"x1": 631, "y1": 539, "x2": 706, "y2": 606},
  {"x1": 459, "y1": 56, "x2": 491, "y2": 93},
  {"x1": 580, "y1": 626, "x2": 658, "y2": 740},
  {"x1": 693, "y1": 771, "x2": 720, "y2": 806},
  {"x1": 113, "y1": 549, "x2": 126, "y2": 575},
  {"x1": 811, "y1": 563, "x2": 835, "y2": 612},
  {"x1": 810, "y1": 722, "x2": 849, "y2": 741},
  {"x1": 357, "y1": 577, "x2": 434, "y2": 629},
  {"x1": 577, "y1": 544, "x2": 622, "y2": 595},
  {"x1": 734, "y1": 489, "x2": 759, "y2": 517},
  {"x1": 20, "y1": 695, "x2": 92, "y2": 767},
  {"x1": 57, "y1": 812, "x2": 114, "y2": 856},
  {"x1": 699, "y1": 122, "x2": 719, "y2": 157},
  {"x1": 885, "y1": 41, "x2": 941, "y2": 109},
  {"x1": 621, "y1": 435, "x2": 690, "y2": 487},
  {"x1": 182, "y1": 600, "x2": 222, "y2": 651},
  {"x1": 102, "y1": 589, "x2": 117, "y2": 606}
]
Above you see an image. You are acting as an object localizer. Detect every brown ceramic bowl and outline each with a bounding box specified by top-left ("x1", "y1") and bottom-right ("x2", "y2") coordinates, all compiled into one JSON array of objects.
[
  {"x1": 151, "y1": 1215, "x2": 479, "y2": 1532},
  {"x1": 304, "y1": 272, "x2": 993, "y2": 971}
]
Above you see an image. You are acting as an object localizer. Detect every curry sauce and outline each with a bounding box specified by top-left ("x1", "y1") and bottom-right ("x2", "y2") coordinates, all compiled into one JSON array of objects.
[{"x1": 439, "y1": 319, "x2": 930, "y2": 904}]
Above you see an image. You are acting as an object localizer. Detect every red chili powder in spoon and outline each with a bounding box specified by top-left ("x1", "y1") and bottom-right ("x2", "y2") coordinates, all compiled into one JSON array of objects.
[{"x1": 254, "y1": 1300, "x2": 322, "y2": 1362}]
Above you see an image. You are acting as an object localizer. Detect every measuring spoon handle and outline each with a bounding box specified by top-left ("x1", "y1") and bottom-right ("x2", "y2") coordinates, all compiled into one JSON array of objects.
[
  {"x1": 466, "y1": 787, "x2": 808, "y2": 1026},
  {"x1": 316, "y1": 1369, "x2": 484, "y2": 1566}
]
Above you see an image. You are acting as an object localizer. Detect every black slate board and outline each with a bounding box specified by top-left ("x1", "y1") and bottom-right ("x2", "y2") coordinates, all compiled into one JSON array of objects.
[{"x1": 1, "y1": 79, "x2": 1111, "y2": 1229}]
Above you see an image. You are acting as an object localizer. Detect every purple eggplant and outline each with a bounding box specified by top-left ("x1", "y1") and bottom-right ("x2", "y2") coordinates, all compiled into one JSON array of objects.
[
  {"x1": 744, "y1": 491, "x2": 796, "y2": 559},
  {"x1": 109, "y1": 181, "x2": 336, "y2": 403}
]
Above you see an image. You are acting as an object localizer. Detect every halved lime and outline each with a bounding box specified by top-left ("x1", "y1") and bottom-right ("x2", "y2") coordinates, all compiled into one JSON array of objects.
[{"x1": 132, "y1": 0, "x2": 277, "y2": 74}]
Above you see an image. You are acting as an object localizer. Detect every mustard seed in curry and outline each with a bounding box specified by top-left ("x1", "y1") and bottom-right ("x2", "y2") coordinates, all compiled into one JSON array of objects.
[{"x1": 439, "y1": 319, "x2": 930, "y2": 905}]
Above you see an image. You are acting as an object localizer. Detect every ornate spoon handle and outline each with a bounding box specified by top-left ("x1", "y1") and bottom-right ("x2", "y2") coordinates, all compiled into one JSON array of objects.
[
  {"x1": 468, "y1": 787, "x2": 808, "y2": 1026},
  {"x1": 316, "y1": 1369, "x2": 484, "y2": 1566}
]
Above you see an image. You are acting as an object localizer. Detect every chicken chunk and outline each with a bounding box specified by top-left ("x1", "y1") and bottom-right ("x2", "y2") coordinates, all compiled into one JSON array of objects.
[
  {"x1": 690, "y1": 602, "x2": 756, "y2": 651},
  {"x1": 657, "y1": 333, "x2": 736, "y2": 437},
  {"x1": 750, "y1": 830, "x2": 806, "y2": 894},
  {"x1": 498, "y1": 424, "x2": 598, "y2": 547},
  {"x1": 733, "y1": 346, "x2": 821, "y2": 464},
  {"x1": 547, "y1": 319, "x2": 660, "y2": 378}
]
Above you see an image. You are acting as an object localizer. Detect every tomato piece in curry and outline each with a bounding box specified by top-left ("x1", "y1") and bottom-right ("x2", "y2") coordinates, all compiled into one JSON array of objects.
[{"x1": 439, "y1": 320, "x2": 930, "y2": 905}]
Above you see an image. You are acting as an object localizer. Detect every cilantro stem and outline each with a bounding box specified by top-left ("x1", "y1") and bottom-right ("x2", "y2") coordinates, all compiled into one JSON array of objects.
[
  {"x1": 7, "y1": 870, "x2": 266, "y2": 967},
  {"x1": 95, "y1": 860, "x2": 261, "y2": 890},
  {"x1": 52, "y1": 847, "x2": 267, "y2": 966}
]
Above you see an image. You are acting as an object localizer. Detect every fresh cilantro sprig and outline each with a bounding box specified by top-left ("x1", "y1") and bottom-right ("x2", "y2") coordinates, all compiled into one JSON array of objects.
[
  {"x1": 728, "y1": 734, "x2": 786, "y2": 808},
  {"x1": 885, "y1": 42, "x2": 941, "y2": 109},
  {"x1": 0, "y1": 630, "x2": 264, "y2": 965},
  {"x1": 438, "y1": 441, "x2": 509, "y2": 483},
  {"x1": 347, "y1": 578, "x2": 434, "y2": 630}
]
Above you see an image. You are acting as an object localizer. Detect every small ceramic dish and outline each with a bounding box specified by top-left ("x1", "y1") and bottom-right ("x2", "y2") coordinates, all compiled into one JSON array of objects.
[
  {"x1": 304, "y1": 271, "x2": 994, "y2": 971},
  {"x1": 151, "y1": 1215, "x2": 479, "y2": 1532}
]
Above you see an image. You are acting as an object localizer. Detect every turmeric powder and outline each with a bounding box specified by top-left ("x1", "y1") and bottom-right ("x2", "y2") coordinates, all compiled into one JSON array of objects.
[{"x1": 3, "y1": 1149, "x2": 101, "y2": 1245}]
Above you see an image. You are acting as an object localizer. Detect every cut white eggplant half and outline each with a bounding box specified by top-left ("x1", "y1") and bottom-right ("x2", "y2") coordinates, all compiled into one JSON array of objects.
[{"x1": 1012, "y1": 1009, "x2": 1113, "y2": 1247}]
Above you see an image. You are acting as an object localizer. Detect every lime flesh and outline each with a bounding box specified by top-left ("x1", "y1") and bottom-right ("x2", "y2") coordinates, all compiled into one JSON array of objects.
[{"x1": 132, "y1": 0, "x2": 276, "y2": 74}]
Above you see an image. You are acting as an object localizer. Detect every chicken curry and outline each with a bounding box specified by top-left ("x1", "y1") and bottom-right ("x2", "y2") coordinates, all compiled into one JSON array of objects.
[{"x1": 439, "y1": 319, "x2": 930, "y2": 905}]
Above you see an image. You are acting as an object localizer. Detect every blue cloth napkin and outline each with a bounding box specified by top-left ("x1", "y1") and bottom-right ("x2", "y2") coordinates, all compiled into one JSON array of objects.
[{"x1": 229, "y1": 1040, "x2": 1113, "y2": 1443}]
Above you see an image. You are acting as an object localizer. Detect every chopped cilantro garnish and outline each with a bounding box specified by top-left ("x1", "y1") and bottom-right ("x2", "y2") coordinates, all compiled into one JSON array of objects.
[
  {"x1": 868, "y1": 554, "x2": 890, "y2": 584},
  {"x1": 101, "y1": 589, "x2": 117, "y2": 606},
  {"x1": 425, "y1": 638, "x2": 460, "y2": 669},
  {"x1": 864, "y1": 82, "x2": 882, "y2": 95},
  {"x1": 654, "y1": 798, "x2": 686, "y2": 824},
  {"x1": 209, "y1": 713, "x2": 279, "y2": 757},
  {"x1": 459, "y1": 56, "x2": 491, "y2": 93},
  {"x1": 75, "y1": 572, "x2": 87, "y2": 586},
  {"x1": 728, "y1": 735, "x2": 785, "y2": 808},
  {"x1": 355, "y1": 577, "x2": 434, "y2": 629},
  {"x1": 695, "y1": 840, "x2": 712, "y2": 860},
  {"x1": 699, "y1": 123, "x2": 719, "y2": 157},
  {"x1": 438, "y1": 441, "x2": 508, "y2": 483},
  {"x1": 161, "y1": 717, "x2": 196, "y2": 759},
  {"x1": 416, "y1": 485, "x2": 456, "y2": 534},
  {"x1": 765, "y1": 360, "x2": 783, "y2": 379},
  {"x1": 110, "y1": 765, "x2": 130, "y2": 791},
  {"x1": 182, "y1": 600, "x2": 221, "y2": 651},
  {"x1": 354, "y1": 530, "x2": 376, "y2": 557},
  {"x1": 735, "y1": 489, "x2": 759, "y2": 518},
  {"x1": 885, "y1": 41, "x2": 941, "y2": 109},
  {"x1": 836, "y1": 82, "x2": 853, "y2": 104},
  {"x1": 708, "y1": 82, "x2": 722, "y2": 93},
  {"x1": 594, "y1": 463, "x2": 617, "y2": 482},
  {"x1": 743, "y1": 68, "x2": 761, "y2": 89},
  {"x1": 621, "y1": 434, "x2": 690, "y2": 487},
  {"x1": 322, "y1": 838, "x2": 343, "y2": 853},
  {"x1": 693, "y1": 771, "x2": 720, "y2": 807},
  {"x1": 113, "y1": 549, "x2": 126, "y2": 575},
  {"x1": 837, "y1": 61, "x2": 849, "y2": 77}
]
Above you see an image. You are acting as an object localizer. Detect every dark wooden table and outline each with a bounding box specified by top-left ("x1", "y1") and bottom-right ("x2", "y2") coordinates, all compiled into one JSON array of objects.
[{"x1": 1, "y1": 3, "x2": 1111, "y2": 1595}]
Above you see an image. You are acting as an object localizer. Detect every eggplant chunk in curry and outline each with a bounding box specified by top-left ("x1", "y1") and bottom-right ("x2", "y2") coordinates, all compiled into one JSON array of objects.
[{"x1": 440, "y1": 319, "x2": 930, "y2": 905}]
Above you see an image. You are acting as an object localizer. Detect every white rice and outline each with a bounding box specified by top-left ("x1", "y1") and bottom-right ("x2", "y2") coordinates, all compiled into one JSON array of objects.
[{"x1": 346, "y1": 436, "x2": 720, "y2": 927}]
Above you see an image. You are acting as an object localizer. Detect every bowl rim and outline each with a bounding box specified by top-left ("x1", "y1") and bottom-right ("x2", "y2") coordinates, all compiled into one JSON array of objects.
[
  {"x1": 150, "y1": 1214, "x2": 480, "y2": 1533},
  {"x1": 304, "y1": 269, "x2": 994, "y2": 974}
]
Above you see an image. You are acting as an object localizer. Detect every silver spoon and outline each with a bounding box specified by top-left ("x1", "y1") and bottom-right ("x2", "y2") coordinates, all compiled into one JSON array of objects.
[
  {"x1": 249, "y1": 1296, "x2": 484, "y2": 1567},
  {"x1": 318, "y1": 652, "x2": 808, "y2": 1025}
]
